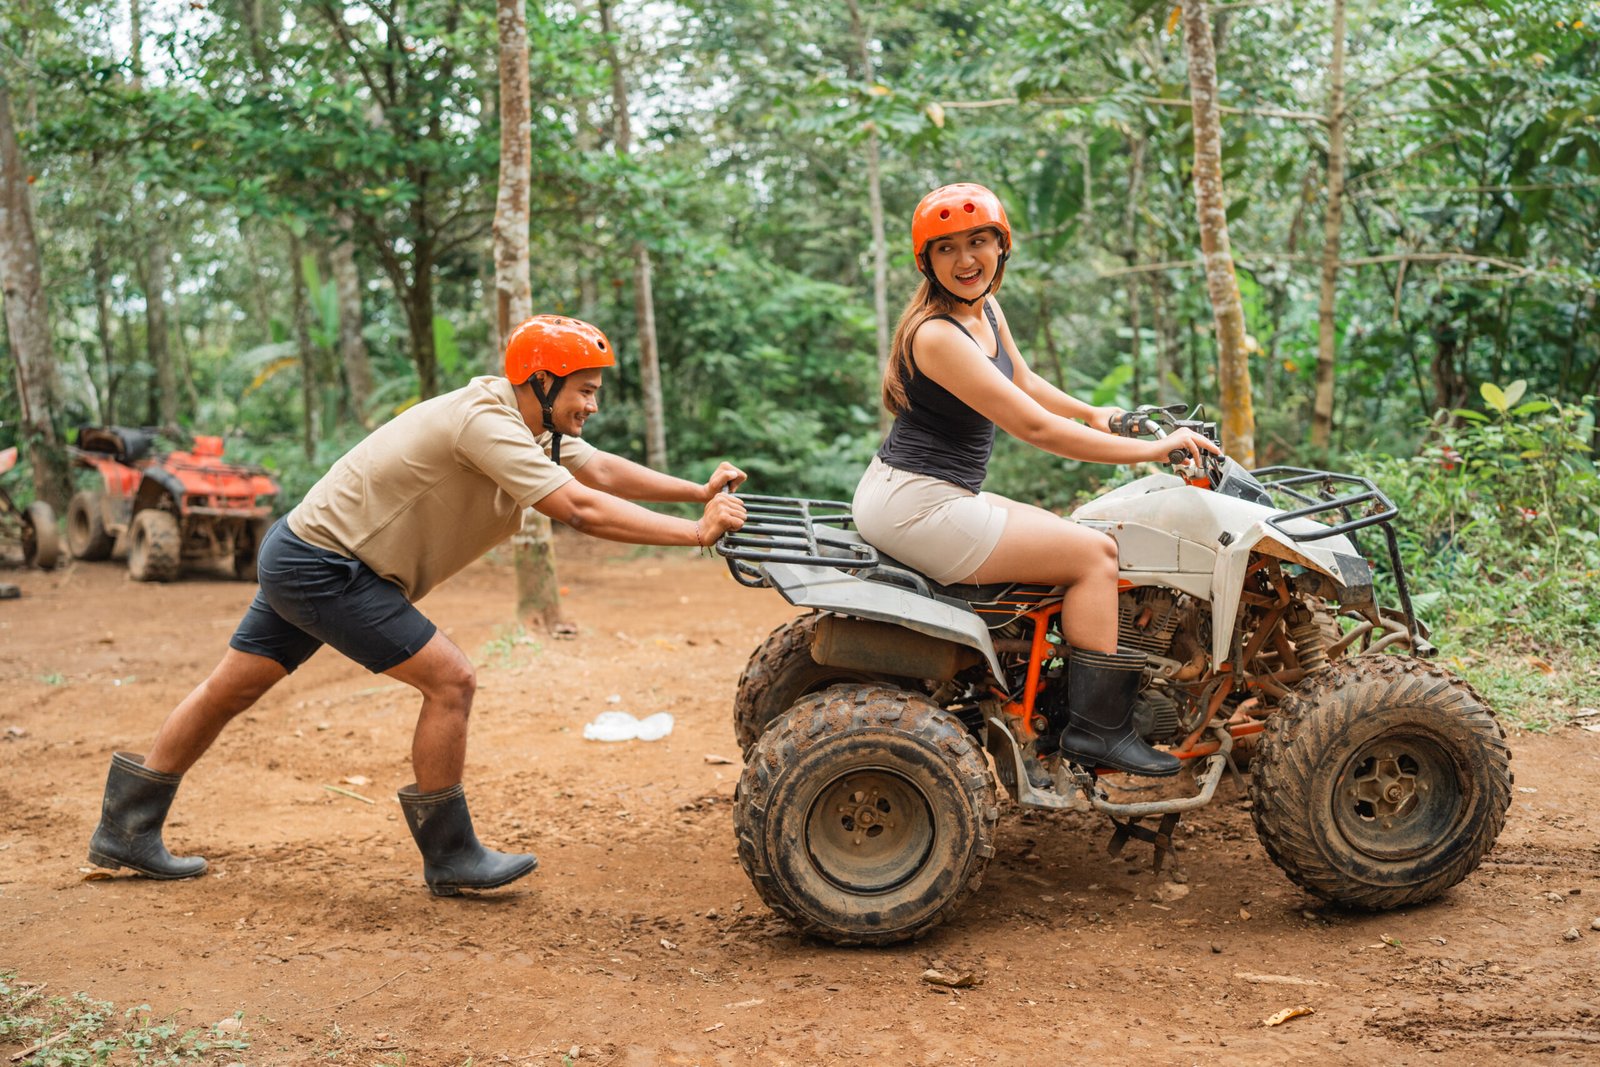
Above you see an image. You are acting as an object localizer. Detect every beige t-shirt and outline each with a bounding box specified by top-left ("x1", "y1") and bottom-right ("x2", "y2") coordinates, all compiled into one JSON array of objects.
[{"x1": 287, "y1": 376, "x2": 596, "y2": 600}]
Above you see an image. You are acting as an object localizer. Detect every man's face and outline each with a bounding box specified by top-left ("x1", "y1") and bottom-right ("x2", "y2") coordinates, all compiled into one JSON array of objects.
[{"x1": 547, "y1": 368, "x2": 603, "y2": 436}]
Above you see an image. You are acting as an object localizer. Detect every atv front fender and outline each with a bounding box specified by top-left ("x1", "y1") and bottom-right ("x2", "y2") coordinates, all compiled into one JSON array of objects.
[{"x1": 760, "y1": 562, "x2": 1006, "y2": 682}]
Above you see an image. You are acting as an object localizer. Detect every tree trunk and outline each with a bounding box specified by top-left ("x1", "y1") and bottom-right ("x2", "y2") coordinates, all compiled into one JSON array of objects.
[
  {"x1": 1180, "y1": 0, "x2": 1256, "y2": 466},
  {"x1": 401, "y1": 253, "x2": 440, "y2": 399},
  {"x1": 845, "y1": 0, "x2": 891, "y2": 432},
  {"x1": 496, "y1": 0, "x2": 564, "y2": 631},
  {"x1": 600, "y1": 0, "x2": 667, "y2": 470},
  {"x1": 1264, "y1": 164, "x2": 1318, "y2": 411},
  {"x1": 1124, "y1": 132, "x2": 1146, "y2": 405},
  {"x1": 170, "y1": 261, "x2": 202, "y2": 416},
  {"x1": 289, "y1": 231, "x2": 319, "y2": 458},
  {"x1": 90, "y1": 236, "x2": 116, "y2": 423},
  {"x1": 1037, "y1": 283, "x2": 1065, "y2": 389},
  {"x1": 331, "y1": 211, "x2": 373, "y2": 426},
  {"x1": 144, "y1": 237, "x2": 176, "y2": 427},
  {"x1": 131, "y1": 0, "x2": 176, "y2": 429},
  {"x1": 1310, "y1": 0, "x2": 1348, "y2": 452},
  {"x1": 0, "y1": 84, "x2": 69, "y2": 509},
  {"x1": 1147, "y1": 268, "x2": 1174, "y2": 406}
]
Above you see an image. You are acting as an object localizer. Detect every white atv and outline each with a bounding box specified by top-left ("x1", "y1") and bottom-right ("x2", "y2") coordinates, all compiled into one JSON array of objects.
[{"x1": 720, "y1": 404, "x2": 1512, "y2": 946}]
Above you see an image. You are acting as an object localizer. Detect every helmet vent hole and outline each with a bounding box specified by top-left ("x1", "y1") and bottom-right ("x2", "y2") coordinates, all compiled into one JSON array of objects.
[
  {"x1": 938, "y1": 208, "x2": 950, "y2": 220},
  {"x1": 597, "y1": 340, "x2": 607, "y2": 350},
  {"x1": 963, "y1": 202, "x2": 975, "y2": 212}
]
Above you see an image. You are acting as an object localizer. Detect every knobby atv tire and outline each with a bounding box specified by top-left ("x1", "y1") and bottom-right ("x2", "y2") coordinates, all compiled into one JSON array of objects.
[
  {"x1": 1249, "y1": 655, "x2": 1511, "y2": 909},
  {"x1": 127, "y1": 509, "x2": 181, "y2": 582},
  {"x1": 733, "y1": 614, "x2": 907, "y2": 754},
  {"x1": 734, "y1": 683, "x2": 997, "y2": 946},
  {"x1": 66, "y1": 490, "x2": 114, "y2": 561},
  {"x1": 21, "y1": 501, "x2": 60, "y2": 570}
]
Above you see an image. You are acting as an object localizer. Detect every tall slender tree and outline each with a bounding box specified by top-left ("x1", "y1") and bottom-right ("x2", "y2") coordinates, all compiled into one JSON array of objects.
[
  {"x1": 1180, "y1": 0, "x2": 1256, "y2": 465},
  {"x1": 599, "y1": 0, "x2": 666, "y2": 470},
  {"x1": 1311, "y1": 0, "x2": 1349, "y2": 451},
  {"x1": 845, "y1": 0, "x2": 890, "y2": 430},
  {"x1": 496, "y1": 0, "x2": 563, "y2": 630},
  {"x1": 0, "y1": 82, "x2": 68, "y2": 508}
]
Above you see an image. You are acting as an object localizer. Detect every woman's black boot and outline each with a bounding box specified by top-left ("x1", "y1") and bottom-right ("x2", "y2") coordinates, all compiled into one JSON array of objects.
[
  {"x1": 87, "y1": 752, "x2": 209, "y2": 878},
  {"x1": 1057, "y1": 648, "x2": 1181, "y2": 778},
  {"x1": 397, "y1": 783, "x2": 538, "y2": 896}
]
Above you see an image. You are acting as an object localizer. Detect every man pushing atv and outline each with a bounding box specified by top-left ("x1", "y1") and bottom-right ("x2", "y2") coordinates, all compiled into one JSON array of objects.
[{"x1": 87, "y1": 315, "x2": 747, "y2": 897}]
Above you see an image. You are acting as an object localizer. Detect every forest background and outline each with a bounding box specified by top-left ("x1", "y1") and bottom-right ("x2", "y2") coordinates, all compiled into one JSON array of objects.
[{"x1": 1, "y1": 0, "x2": 1597, "y2": 718}]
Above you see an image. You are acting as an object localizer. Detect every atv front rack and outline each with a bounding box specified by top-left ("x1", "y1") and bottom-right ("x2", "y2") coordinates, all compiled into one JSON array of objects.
[
  {"x1": 716, "y1": 495, "x2": 879, "y2": 587},
  {"x1": 1248, "y1": 466, "x2": 1418, "y2": 641}
]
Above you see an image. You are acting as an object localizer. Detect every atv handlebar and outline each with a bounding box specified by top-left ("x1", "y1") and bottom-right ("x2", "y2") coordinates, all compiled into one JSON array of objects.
[{"x1": 1111, "y1": 403, "x2": 1222, "y2": 472}]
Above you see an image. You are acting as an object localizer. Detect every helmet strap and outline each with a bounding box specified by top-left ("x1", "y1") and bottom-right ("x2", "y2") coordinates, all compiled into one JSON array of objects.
[{"x1": 527, "y1": 372, "x2": 567, "y2": 466}]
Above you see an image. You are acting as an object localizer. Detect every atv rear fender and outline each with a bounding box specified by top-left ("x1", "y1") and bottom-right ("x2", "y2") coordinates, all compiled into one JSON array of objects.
[
  {"x1": 134, "y1": 467, "x2": 186, "y2": 515},
  {"x1": 760, "y1": 561, "x2": 1006, "y2": 682}
]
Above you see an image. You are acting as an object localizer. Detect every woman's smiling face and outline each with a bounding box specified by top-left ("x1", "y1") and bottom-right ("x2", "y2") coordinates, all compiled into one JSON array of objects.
[{"x1": 925, "y1": 226, "x2": 1004, "y2": 296}]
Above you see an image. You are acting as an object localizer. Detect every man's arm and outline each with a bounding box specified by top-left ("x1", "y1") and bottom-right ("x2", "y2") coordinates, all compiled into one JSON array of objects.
[
  {"x1": 572, "y1": 452, "x2": 746, "y2": 503},
  {"x1": 534, "y1": 479, "x2": 746, "y2": 546}
]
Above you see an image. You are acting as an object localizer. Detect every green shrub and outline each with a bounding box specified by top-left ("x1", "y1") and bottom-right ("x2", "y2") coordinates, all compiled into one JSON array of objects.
[{"x1": 1351, "y1": 384, "x2": 1599, "y2": 725}]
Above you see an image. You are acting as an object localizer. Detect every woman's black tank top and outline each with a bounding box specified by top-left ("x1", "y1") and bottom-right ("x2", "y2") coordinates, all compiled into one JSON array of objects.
[{"x1": 877, "y1": 301, "x2": 1015, "y2": 493}]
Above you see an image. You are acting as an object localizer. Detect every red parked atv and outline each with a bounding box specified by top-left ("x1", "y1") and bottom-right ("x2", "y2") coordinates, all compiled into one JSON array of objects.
[{"x1": 66, "y1": 426, "x2": 280, "y2": 582}]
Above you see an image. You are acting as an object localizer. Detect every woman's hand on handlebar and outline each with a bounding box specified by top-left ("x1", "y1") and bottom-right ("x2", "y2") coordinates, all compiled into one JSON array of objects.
[
  {"x1": 1087, "y1": 405, "x2": 1122, "y2": 434},
  {"x1": 1145, "y1": 427, "x2": 1220, "y2": 465}
]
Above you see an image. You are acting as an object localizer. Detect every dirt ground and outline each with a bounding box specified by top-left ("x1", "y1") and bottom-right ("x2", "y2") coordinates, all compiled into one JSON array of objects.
[{"x1": 2, "y1": 531, "x2": 1598, "y2": 1066}]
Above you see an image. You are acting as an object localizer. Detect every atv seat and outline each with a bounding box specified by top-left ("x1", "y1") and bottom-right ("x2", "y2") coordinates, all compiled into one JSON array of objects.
[
  {"x1": 77, "y1": 426, "x2": 156, "y2": 465},
  {"x1": 809, "y1": 523, "x2": 1059, "y2": 619}
]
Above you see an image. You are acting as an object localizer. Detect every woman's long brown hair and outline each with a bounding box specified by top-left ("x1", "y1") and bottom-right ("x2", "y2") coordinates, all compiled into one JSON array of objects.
[
  {"x1": 882, "y1": 278, "x2": 956, "y2": 416},
  {"x1": 882, "y1": 229, "x2": 1009, "y2": 416}
]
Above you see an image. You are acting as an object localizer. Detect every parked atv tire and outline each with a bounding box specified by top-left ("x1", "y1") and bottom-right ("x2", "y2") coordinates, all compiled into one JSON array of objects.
[
  {"x1": 21, "y1": 501, "x2": 60, "y2": 570},
  {"x1": 66, "y1": 490, "x2": 114, "y2": 561},
  {"x1": 1249, "y1": 655, "x2": 1511, "y2": 909},
  {"x1": 234, "y1": 517, "x2": 271, "y2": 582},
  {"x1": 733, "y1": 614, "x2": 907, "y2": 753},
  {"x1": 734, "y1": 683, "x2": 997, "y2": 946},
  {"x1": 127, "y1": 509, "x2": 181, "y2": 582}
]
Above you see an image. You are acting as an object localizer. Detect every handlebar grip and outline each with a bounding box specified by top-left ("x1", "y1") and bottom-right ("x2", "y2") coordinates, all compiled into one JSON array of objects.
[
  {"x1": 1168, "y1": 448, "x2": 1190, "y2": 466},
  {"x1": 1110, "y1": 411, "x2": 1159, "y2": 438}
]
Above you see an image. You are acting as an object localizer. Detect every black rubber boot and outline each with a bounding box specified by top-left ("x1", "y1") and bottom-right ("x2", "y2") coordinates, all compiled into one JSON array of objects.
[
  {"x1": 397, "y1": 783, "x2": 538, "y2": 896},
  {"x1": 1057, "y1": 648, "x2": 1182, "y2": 778},
  {"x1": 87, "y1": 752, "x2": 208, "y2": 879}
]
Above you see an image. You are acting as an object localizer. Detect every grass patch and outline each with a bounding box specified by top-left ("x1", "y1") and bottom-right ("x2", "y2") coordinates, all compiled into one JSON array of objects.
[
  {"x1": 479, "y1": 624, "x2": 543, "y2": 668},
  {"x1": 1445, "y1": 642, "x2": 1600, "y2": 733},
  {"x1": 0, "y1": 972, "x2": 248, "y2": 1065}
]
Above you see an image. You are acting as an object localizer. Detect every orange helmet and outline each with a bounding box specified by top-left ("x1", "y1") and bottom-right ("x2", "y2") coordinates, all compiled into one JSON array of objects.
[
  {"x1": 910, "y1": 183, "x2": 1012, "y2": 303},
  {"x1": 503, "y1": 315, "x2": 615, "y2": 385},
  {"x1": 503, "y1": 315, "x2": 615, "y2": 465}
]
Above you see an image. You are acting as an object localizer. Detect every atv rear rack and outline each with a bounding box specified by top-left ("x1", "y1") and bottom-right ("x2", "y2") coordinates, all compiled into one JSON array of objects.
[{"x1": 716, "y1": 495, "x2": 878, "y2": 587}]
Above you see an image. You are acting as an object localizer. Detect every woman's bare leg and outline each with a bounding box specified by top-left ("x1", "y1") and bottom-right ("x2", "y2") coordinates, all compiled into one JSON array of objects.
[{"x1": 963, "y1": 495, "x2": 1120, "y2": 652}]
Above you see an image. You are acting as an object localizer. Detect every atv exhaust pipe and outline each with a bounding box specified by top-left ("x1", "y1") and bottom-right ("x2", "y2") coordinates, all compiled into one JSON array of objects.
[{"x1": 809, "y1": 615, "x2": 981, "y2": 682}]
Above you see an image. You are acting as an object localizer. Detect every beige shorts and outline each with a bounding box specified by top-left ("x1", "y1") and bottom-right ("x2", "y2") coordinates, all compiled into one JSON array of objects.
[{"x1": 851, "y1": 456, "x2": 1008, "y2": 585}]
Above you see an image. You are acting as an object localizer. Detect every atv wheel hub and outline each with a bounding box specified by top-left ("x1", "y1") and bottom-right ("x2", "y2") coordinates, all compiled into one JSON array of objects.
[
  {"x1": 1335, "y1": 735, "x2": 1461, "y2": 862},
  {"x1": 806, "y1": 768, "x2": 934, "y2": 895}
]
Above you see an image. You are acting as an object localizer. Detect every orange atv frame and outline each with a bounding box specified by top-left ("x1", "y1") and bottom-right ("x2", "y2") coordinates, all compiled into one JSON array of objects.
[{"x1": 67, "y1": 426, "x2": 280, "y2": 582}]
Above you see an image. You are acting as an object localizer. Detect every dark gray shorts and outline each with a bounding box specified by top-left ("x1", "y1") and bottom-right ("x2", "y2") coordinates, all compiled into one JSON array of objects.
[{"x1": 229, "y1": 519, "x2": 437, "y2": 674}]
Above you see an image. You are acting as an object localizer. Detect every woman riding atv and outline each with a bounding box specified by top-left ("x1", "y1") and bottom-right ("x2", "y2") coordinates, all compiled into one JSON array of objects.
[{"x1": 852, "y1": 182, "x2": 1219, "y2": 777}]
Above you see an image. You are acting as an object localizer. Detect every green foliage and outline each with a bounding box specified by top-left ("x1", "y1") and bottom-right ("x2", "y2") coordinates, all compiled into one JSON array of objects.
[
  {"x1": 1354, "y1": 386, "x2": 1599, "y2": 708},
  {"x1": 0, "y1": 972, "x2": 249, "y2": 1065}
]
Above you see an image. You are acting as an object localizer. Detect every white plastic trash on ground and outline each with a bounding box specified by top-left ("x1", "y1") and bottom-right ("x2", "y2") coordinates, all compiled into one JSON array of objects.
[{"x1": 583, "y1": 710, "x2": 674, "y2": 742}]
